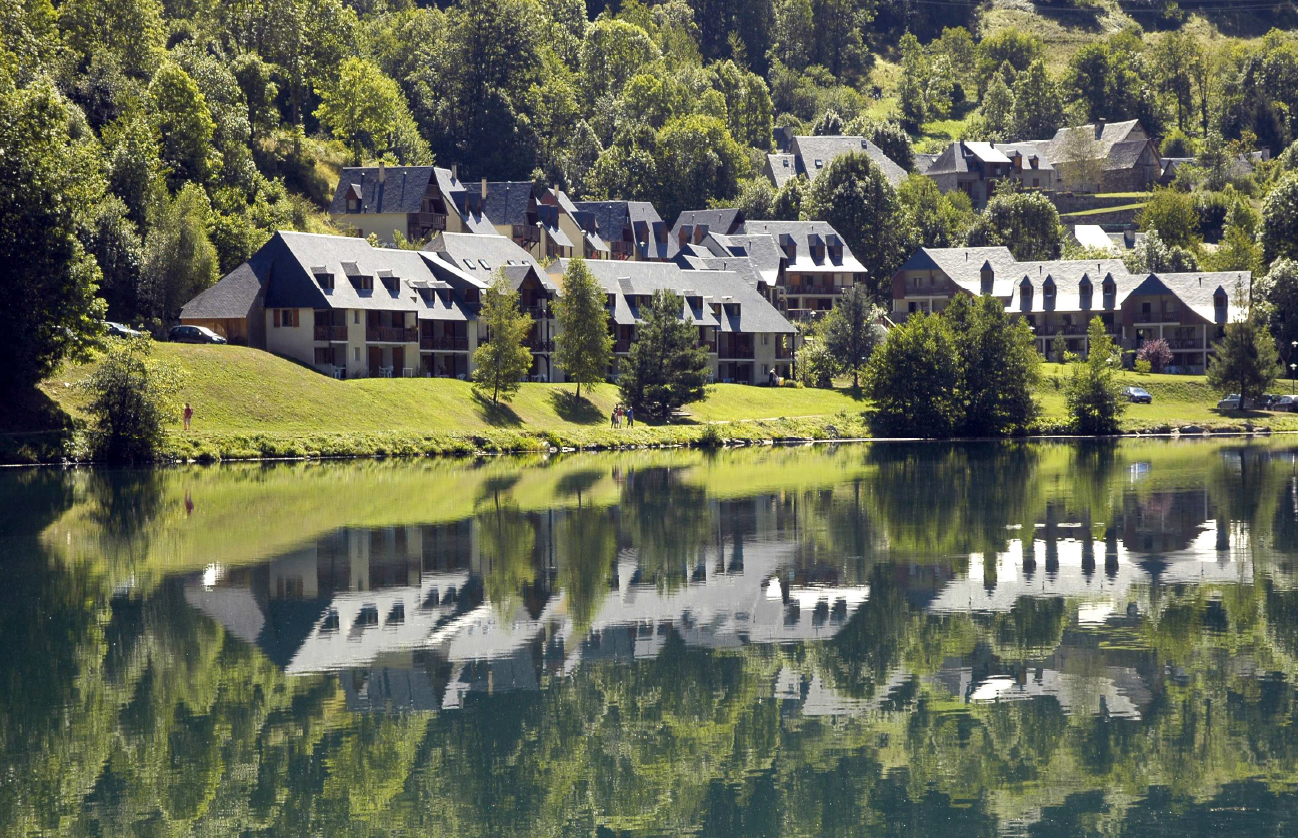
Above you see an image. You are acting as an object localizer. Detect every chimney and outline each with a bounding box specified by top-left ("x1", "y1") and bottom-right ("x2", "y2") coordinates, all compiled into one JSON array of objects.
[
  {"x1": 1095, "y1": 119, "x2": 1105, "y2": 139},
  {"x1": 481, "y1": 178, "x2": 488, "y2": 200},
  {"x1": 378, "y1": 162, "x2": 386, "y2": 184},
  {"x1": 451, "y1": 163, "x2": 458, "y2": 181},
  {"x1": 1124, "y1": 228, "x2": 1135, "y2": 248}
]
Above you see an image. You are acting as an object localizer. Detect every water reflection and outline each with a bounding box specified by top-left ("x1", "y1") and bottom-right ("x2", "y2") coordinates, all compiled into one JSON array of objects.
[{"x1": 3, "y1": 439, "x2": 1298, "y2": 836}]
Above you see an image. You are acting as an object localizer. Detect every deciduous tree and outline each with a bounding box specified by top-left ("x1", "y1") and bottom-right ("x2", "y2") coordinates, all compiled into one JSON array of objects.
[
  {"x1": 1064, "y1": 317, "x2": 1125, "y2": 434},
  {"x1": 863, "y1": 312, "x2": 960, "y2": 437},
  {"x1": 472, "y1": 272, "x2": 534, "y2": 405},
  {"x1": 553, "y1": 258, "x2": 613, "y2": 398},
  {"x1": 966, "y1": 188, "x2": 1062, "y2": 261},
  {"x1": 822, "y1": 285, "x2": 881, "y2": 388}
]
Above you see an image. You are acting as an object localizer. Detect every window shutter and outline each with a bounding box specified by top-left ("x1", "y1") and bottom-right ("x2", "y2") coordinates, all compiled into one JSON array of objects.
[{"x1": 274, "y1": 310, "x2": 281, "y2": 328}]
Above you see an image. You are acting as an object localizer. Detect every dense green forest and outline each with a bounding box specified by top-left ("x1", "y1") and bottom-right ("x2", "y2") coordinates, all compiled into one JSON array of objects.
[{"x1": 6, "y1": 0, "x2": 1298, "y2": 392}]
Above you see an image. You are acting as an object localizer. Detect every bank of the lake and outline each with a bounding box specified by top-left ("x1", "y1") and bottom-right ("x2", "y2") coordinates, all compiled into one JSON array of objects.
[{"x1": 7, "y1": 343, "x2": 1298, "y2": 462}]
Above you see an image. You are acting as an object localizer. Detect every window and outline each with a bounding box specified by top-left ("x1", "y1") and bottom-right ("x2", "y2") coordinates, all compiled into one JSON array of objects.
[
  {"x1": 814, "y1": 159, "x2": 824, "y2": 168},
  {"x1": 353, "y1": 311, "x2": 359, "y2": 324},
  {"x1": 316, "y1": 273, "x2": 334, "y2": 290},
  {"x1": 382, "y1": 276, "x2": 399, "y2": 294},
  {"x1": 762, "y1": 334, "x2": 769, "y2": 345},
  {"x1": 274, "y1": 309, "x2": 299, "y2": 328},
  {"x1": 314, "y1": 347, "x2": 333, "y2": 364},
  {"x1": 463, "y1": 258, "x2": 476, "y2": 270},
  {"x1": 1032, "y1": 178, "x2": 1040, "y2": 187},
  {"x1": 479, "y1": 259, "x2": 490, "y2": 270},
  {"x1": 354, "y1": 347, "x2": 360, "y2": 361},
  {"x1": 349, "y1": 275, "x2": 372, "y2": 291}
]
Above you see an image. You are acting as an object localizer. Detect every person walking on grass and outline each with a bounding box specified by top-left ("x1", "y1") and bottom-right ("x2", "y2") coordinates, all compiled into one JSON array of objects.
[
  {"x1": 183, "y1": 402, "x2": 193, "y2": 432},
  {"x1": 611, "y1": 405, "x2": 619, "y2": 428},
  {"x1": 626, "y1": 406, "x2": 634, "y2": 428}
]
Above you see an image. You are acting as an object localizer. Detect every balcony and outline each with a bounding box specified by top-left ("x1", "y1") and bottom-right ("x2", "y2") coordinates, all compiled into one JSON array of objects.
[
  {"x1": 609, "y1": 241, "x2": 634, "y2": 259},
  {"x1": 418, "y1": 212, "x2": 447, "y2": 232},
  {"x1": 613, "y1": 339, "x2": 632, "y2": 353},
  {"x1": 520, "y1": 304, "x2": 548, "y2": 319},
  {"x1": 512, "y1": 224, "x2": 541, "y2": 243},
  {"x1": 366, "y1": 326, "x2": 418, "y2": 342},
  {"x1": 1167, "y1": 338, "x2": 1204, "y2": 350},
  {"x1": 718, "y1": 345, "x2": 754, "y2": 359},
  {"x1": 314, "y1": 325, "x2": 348, "y2": 342},
  {"x1": 420, "y1": 336, "x2": 469, "y2": 351},
  {"x1": 524, "y1": 338, "x2": 555, "y2": 352}
]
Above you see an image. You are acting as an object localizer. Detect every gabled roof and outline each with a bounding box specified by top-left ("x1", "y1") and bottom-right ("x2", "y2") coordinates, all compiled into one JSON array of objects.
[
  {"x1": 268, "y1": 232, "x2": 424, "y2": 312},
  {"x1": 995, "y1": 142, "x2": 1055, "y2": 171},
  {"x1": 742, "y1": 221, "x2": 867, "y2": 274},
  {"x1": 1143, "y1": 271, "x2": 1250, "y2": 323},
  {"x1": 1044, "y1": 120, "x2": 1151, "y2": 170},
  {"x1": 790, "y1": 136, "x2": 908, "y2": 187},
  {"x1": 707, "y1": 233, "x2": 785, "y2": 287},
  {"x1": 913, "y1": 153, "x2": 939, "y2": 175},
  {"x1": 330, "y1": 166, "x2": 441, "y2": 216},
  {"x1": 551, "y1": 258, "x2": 794, "y2": 334},
  {"x1": 479, "y1": 182, "x2": 536, "y2": 226},
  {"x1": 424, "y1": 231, "x2": 545, "y2": 278},
  {"x1": 180, "y1": 260, "x2": 265, "y2": 319},
  {"x1": 766, "y1": 153, "x2": 799, "y2": 188},
  {"x1": 897, "y1": 246, "x2": 1018, "y2": 295},
  {"x1": 963, "y1": 142, "x2": 1011, "y2": 164},
  {"x1": 669, "y1": 208, "x2": 746, "y2": 257},
  {"x1": 572, "y1": 200, "x2": 669, "y2": 259}
]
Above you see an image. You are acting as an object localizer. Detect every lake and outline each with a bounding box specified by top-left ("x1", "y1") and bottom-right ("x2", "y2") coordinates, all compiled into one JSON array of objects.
[{"x1": 3, "y1": 438, "x2": 1298, "y2": 836}]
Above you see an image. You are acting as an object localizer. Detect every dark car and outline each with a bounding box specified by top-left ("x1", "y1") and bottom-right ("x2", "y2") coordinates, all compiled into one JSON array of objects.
[
  {"x1": 168, "y1": 325, "x2": 227, "y2": 344},
  {"x1": 1272, "y1": 395, "x2": 1298, "y2": 413},
  {"x1": 105, "y1": 321, "x2": 143, "y2": 338},
  {"x1": 1122, "y1": 386, "x2": 1153, "y2": 404}
]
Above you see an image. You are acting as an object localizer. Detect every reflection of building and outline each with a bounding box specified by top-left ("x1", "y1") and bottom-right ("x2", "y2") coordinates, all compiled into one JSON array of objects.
[{"x1": 184, "y1": 516, "x2": 871, "y2": 710}]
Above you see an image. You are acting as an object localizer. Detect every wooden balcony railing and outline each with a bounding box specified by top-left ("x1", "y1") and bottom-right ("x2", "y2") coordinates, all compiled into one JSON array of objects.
[
  {"x1": 314, "y1": 325, "x2": 348, "y2": 341},
  {"x1": 420, "y1": 336, "x2": 469, "y2": 351},
  {"x1": 613, "y1": 339, "x2": 632, "y2": 353},
  {"x1": 418, "y1": 212, "x2": 448, "y2": 231},
  {"x1": 609, "y1": 241, "x2": 634, "y2": 259},
  {"x1": 718, "y1": 345, "x2": 754, "y2": 359},
  {"x1": 512, "y1": 224, "x2": 541, "y2": 243},
  {"x1": 524, "y1": 338, "x2": 555, "y2": 352},
  {"x1": 366, "y1": 326, "x2": 418, "y2": 342}
]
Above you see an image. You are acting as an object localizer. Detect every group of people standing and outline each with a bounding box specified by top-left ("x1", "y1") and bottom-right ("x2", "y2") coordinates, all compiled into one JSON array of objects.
[{"x1": 611, "y1": 404, "x2": 635, "y2": 428}]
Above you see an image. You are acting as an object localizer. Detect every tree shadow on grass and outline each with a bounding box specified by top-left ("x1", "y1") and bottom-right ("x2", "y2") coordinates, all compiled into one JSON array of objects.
[
  {"x1": 471, "y1": 390, "x2": 523, "y2": 428},
  {"x1": 548, "y1": 390, "x2": 604, "y2": 425}
]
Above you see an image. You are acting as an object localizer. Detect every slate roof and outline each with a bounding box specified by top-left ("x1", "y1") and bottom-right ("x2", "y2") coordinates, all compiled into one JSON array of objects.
[
  {"x1": 551, "y1": 258, "x2": 793, "y2": 334},
  {"x1": 705, "y1": 233, "x2": 785, "y2": 287},
  {"x1": 425, "y1": 232, "x2": 545, "y2": 278},
  {"x1": 913, "y1": 153, "x2": 939, "y2": 175},
  {"x1": 1143, "y1": 271, "x2": 1250, "y2": 323},
  {"x1": 767, "y1": 153, "x2": 799, "y2": 187},
  {"x1": 669, "y1": 208, "x2": 746, "y2": 257},
  {"x1": 479, "y1": 182, "x2": 536, "y2": 226},
  {"x1": 996, "y1": 142, "x2": 1055, "y2": 171},
  {"x1": 1072, "y1": 224, "x2": 1119, "y2": 252},
  {"x1": 330, "y1": 166, "x2": 440, "y2": 215},
  {"x1": 790, "y1": 136, "x2": 908, "y2": 187},
  {"x1": 264, "y1": 232, "x2": 424, "y2": 312},
  {"x1": 741, "y1": 221, "x2": 867, "y2": 275},
  {"x1": 895, "y1": 246, "x2": 1021, "y2": 296},
  {"x1": 180, "y1": 261, "x2": 264, "y2": 319},
  {"x1": 1006, "y1": 260, "x2": 1138, "y2": 313},
  {"x1": 1043, "y1": 120, "x2": 1152, "y2": 171},
  {"x1": 572, "y1": 200, "x2": 670, "y2": 259}
]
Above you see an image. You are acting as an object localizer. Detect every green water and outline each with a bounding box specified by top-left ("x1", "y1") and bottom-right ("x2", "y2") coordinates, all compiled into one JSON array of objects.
[{"x1": 3, "y1": 438, "x2": 1298, "y2": 836}]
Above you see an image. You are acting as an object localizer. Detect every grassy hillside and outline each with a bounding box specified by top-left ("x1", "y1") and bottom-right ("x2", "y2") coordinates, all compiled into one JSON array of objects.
[{"x1": 14, "y1": 345, "x2": 1296, "y2": 462}]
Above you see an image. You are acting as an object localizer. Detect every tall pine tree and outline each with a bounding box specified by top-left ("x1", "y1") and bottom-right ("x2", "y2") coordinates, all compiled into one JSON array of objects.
[{"x1": 619, "y1": 290, "x2": 709, "y2": 420}]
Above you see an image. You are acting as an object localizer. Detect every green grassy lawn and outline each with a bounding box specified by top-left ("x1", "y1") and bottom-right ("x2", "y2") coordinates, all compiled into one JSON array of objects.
[{"x1": 15, "y1": 347, "x2": 1296, "y2": 463}]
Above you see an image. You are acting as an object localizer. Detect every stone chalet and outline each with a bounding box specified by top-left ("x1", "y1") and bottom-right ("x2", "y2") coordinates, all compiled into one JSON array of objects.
[
  {"x1": 1042, "y1": 119, "x2": 1162, "y2": 193},
  {"x1": 891, "y1": 246, "x2": 1250, "y2": 373},
  {"x1": 923, "y1": 141, "x2": 1057, "y2": 208},
  {"x1": 764, "y1": 135, "x2": 908, "y2": 190}
]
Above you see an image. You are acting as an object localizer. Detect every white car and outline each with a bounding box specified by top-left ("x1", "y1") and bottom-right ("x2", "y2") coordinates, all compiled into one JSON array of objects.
[{"x1": 1216, "y1": 394, "x2": 1256, "y2": 410}]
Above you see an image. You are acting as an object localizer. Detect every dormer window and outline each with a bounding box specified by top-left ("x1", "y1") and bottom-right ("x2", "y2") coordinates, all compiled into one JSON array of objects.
[
  {"x1": 382, "y1": 276, "x2": 399, "y2": 294},
  {"x1": 1214, "y1": 288, "x2": 1228, "y2": 322},
  {"x1": 980, "y1": 261, "x2": 994, "y2": 295},
  {"x1": 345, "y1": 182, "x2": 363, "y2": 213},
  {"x1": 314, "y1": 271, "x2": 334, "y2": 291},
  {"x1": 1079, "y1": 274, "x2": 1093, "y2": 309},
  {"x1": 349, "y1": 274, "x2": 372, "y2": 291},
  {"x1": 1042, "y1": 275, "x2": 1056, "y2": 309},
  {"x1": 1102, "y1": 273, "x2": 1116, "y2": 308},
  {"x1": 1019, "y1": 277, "x2": 1033, "y2": 311}
]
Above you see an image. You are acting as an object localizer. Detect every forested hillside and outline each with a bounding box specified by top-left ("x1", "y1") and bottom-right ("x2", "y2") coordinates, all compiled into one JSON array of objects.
[{"x1": 4, "y1": 0, "x2": 1298, "y2": 392}]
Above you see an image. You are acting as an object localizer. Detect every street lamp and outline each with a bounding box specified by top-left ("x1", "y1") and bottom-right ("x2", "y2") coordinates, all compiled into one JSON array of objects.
[{"x1": 1291, "y1": 363, "x2": 1297, "y2": 396}]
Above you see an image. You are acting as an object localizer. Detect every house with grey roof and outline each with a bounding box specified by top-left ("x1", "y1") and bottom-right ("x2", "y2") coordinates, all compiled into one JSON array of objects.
[
  {"x1": 550, "y1": 257, "x2": 796, "y2": 383},
  {"x1": 762, "y1": 135, "x2": 908, "y2": 190},
  {"x1": 330, "y1": 164, "x2": 471, "y2": 245},
  {"x1": 890, "y1": 245, "x2": 1251, "y2": 372},
  {"x1": 742, "y1": 221, "x2": 868, "y2": 320},
  {"x1": 923, "y1": 141, "x2": 1056, "y2": 208},
  {"x1": 1043, "y1": 119, "x2": 1161, "y2": 193},
  {"x1": 542, "y1": 188, "x2": 612, "y2": 260},
  {"x1": 572, "y1": 200, "x2": 671, "y2": 261},
  {"x1": 669, "y1": 208, "x2": 746, "y2": 258}
]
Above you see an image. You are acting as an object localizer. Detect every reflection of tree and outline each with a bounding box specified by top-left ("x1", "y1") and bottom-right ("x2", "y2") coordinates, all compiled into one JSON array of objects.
[
  {"x1": 865, "y1": 442, "x2": 1040, "y2": 557},
  {"x1": 475, "y1": 502, "x2": 538, "y2": 615},
  {"x1": 993, "y1": 597, "x2": 1069, "y2": 657},
  {"x1": 556, "y1": 508, "x2": 617, "y2": 634},
  {"x1": 620, "y1": 467, "x2": 713, "y2": 591}
]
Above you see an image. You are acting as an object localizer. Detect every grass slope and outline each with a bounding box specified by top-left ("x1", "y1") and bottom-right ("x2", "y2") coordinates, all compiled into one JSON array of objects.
[{"x1": 14, "y1": 346, "x2": 1297, "y2": 462}]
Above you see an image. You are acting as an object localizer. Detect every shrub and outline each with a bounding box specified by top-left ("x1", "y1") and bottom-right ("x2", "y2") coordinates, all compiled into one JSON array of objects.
[
  {"x1": 78, "y1": 336, "x2": 183, "y2": 463},
  {"x1": 697, "y1": 424, "x2": 724, "y2": 448},
  {"x1": 1136, "y1": 338, "x2": 1173, "y2": 373},
  {"x1": 1134, "y1": 359, "x2": 1152, "y2": 374}
]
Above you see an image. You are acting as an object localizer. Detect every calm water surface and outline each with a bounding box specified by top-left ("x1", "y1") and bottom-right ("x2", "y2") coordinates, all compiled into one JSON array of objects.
[{"x1": 4, "y1": 439, "x2": 1298, "y2": 836}]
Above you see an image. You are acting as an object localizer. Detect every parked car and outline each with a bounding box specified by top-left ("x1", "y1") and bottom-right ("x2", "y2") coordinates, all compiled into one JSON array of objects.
[
  {"x1": 105, "y1": 321, "x2": 144, "y2": 338},
  {"x1": 1216, "y1": 394, "x2": 1257, "y2": 411},
  {"x1": 1272, "y1": 395, "x2": 1298, "y2": 412},
  {"x1": 1122, "y1": 386, "x2": 1153, "y2": 404},
  {"x1": 168, "y1": 325, "x2": 226, "y2": 344}
]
